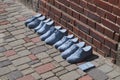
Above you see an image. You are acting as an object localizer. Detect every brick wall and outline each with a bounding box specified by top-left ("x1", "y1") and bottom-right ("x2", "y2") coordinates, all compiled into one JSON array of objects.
[{"x1": 39, "y1": 0, "x2": 120, "y2": 64}]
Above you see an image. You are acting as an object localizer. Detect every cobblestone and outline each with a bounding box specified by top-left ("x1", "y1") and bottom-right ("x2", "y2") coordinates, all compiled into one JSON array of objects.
[{"x1": 41, "y1": 72, "x2": 54, "y2": 79}]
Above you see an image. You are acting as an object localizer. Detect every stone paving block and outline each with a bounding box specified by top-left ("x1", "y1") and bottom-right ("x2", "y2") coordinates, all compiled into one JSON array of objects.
[
  {"x1": 7, "y1": 70, "x2": 23, "y2": 80},
  {"x1": 15, "y1": 34, "x2": 26, "y2": 39},
  {"x1": 2, "y1": 60, "x2": 12, "y2": 67},
  {"x1": 27, "y1": 45, "x2": 36, "y2": 50},
  {"x1": 11, "y1": 29, "x2": 26, "y2": 35},
  {"x1": 56, "y1": 70, "x2": 68, "y2": 76},
  {"x1": 8, "y1": 54, "x2": 20, "y2": 61},
  {"x1": 31, "y1": 72, "x2": 41, "y2": 80},
  {"x1": 12, "y1": 56, "x2": 31, "y2": 66},
  {"x1": 78, "y1": 75, "x2": 93, "y2": 80},
  {"x1": 41, "y1": 71, "x2": 54, "y2": 79},
  {"x1": 4, "y1": 45, "x2": 12, "y2": 50},
  {"x1": 28, "y1": 34, "x2": 38, "y2": 38},
  {"x1": 65, "y1": 64, "x2": 78, "y2": 71},
  {"x1": 5, "y1": 37, "x2": 16, "y2": 42},
  {"x1": 0, "y1": 46, "x2": 6, "y2": 53},
  {"x1": 46, "y1": 48, "x2": 58, "y2": 54},
  {"x1": 3, "y1": 35, "x2": 14, "y2": 40},
  {"x1": 41, "y1": 57, "x2": 53, "y2": 64},
  {"x1": 28, "y1": 54, "x2": 37, "y2": 61},
  {"x1": 21, "y1": 68, "x2": 34, "y2": 75},
  {"x1": 50, "y1": 52, "x2": 60, "y2": 57},
  {"x1": 8, "y1": 65, "x2": 16, "y2": 71},
  {"x1": 60, "y1": 61, "x2": 70, "y2": 67},
  {"x1": 12, "y1": 21, "x2": 24, "y2": 27},
  {"x1": 88, "y1": 68, "x2": 108, "y2": 80},
  {"x1": 17, "y1": 50, "x2": 31, "y2": 57},
  {"x1": 52, "y1": 67, "x2": 64, "y2": 73},
  {"x1": 114, "y1": 76, "x2": 120, "y2": 80},
  {"x1": 51, "y1": 61, "x2": 60, "y2": 68},
  {"x1": 0, "y1": 24, "x2": 12, "y2": 29},
  {"x1": 36, "y1": 52, "x2": 49, "y2": 59},
  {"x1": 17, "y1": 64, "x2": 30, "y2": 71},
  {"x1": 0, "y1": 67, "x2": 10, "y2": 76},
  {"x1": 0, "y1": 57, "x2": 7, "y2": 62},
  {"x1": 36, "y1": 41, "x2": 45, "y2": 46},
  {"x1": 45, "y1": 45, "x2": 53, "y2": 49},
  {"x1": 8, "y1": 39, "x2": 25, "y2": 47},
  {"x1": 4, "y1": 50, "x2": 16, "y2": 57},
  {"x1": 28, "y1": 60, "x2": 39, "y2": 65},
  {"x1": 31, "y1": 62, "x2": 43, "y2": 68},
  {"x1": 30, "y1": 46, "x2": 48, "y2": 54},
  {"x1": 31, "y1": 37, "x2": 40, "y2": 43},
  {"x1": 0, "y1": 53, "x2": 4, "y2": 57},
  {"x1": 46, "y1": 76, "x2": 59, "y2": 80},
  {"x1": 17, "y1": 75, "x2": 35, "y2": 80},
  {"x1": 24, "y1": 42, "x2": 34, "y2": 47},
  {"x1": 98, "y1": 64, "x2": 113, "y2": 73},
  {"x1": 35, "y1": 63, "x2": 55, "y2": 74},
  {"x1": 60, "y1": 71, "x2": 80, "y2": 80},
  {"x1": 15, "y1": 47, "x2": 26, "y2": 52},
  {"x1": 107, "y1": 70, "x2": 120, "y2": 79},
  {"x1": 53, "y1": 55, "x2": 64, "y2": 62}
]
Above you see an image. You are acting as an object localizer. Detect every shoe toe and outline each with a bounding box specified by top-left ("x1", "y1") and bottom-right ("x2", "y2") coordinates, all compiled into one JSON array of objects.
[{"x1": 67, "y1": 55, "x2": 79, "y2": 64}]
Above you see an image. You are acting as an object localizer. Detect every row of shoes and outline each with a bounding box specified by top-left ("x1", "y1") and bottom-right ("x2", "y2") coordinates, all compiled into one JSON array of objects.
[{"x1": 25, "y1": 13, "x2": 93, "y2": 64}]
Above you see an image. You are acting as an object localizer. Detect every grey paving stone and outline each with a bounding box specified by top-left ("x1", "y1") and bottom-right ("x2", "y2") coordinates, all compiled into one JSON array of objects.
[
  {"x1": 107, "y1": 70, "x2": 120, "y2": 79},
  {"x1": 30, "y1": 46, "x2": 48, "y2": 54},
  {"x1": 0, "y1": 24, "x2": 12, "y2": 29},
  {"x1": 0, "y1": 57, "x2": 8, "y2": 62},
  {"x1": 0, "y1": 67, "x2": 10, "y2": 76},
  {"x1": 52, "y1": 67, "x2": 64, "y2": 73},
  {"x1": 88, "y1": 68, "x2": 108, "y2": 80},
  {"x1": 0, "y1": 46, "x2": 6, "y2": 53},
  {"x1": 15, "y1": 34, "x2": 25, "y2": 39},
  {"x1": 56, "y1": 70, "x2": 68, "y2": 76},
  {"x1": 46, "y1": 76, "x2": 60, "y2": 80},
  {"x1": 46, "y1": 48, "x2": 58, "y2": 55},
  {"x1": 98, "y1": 64, "x2": 113, "y2": 73},
  {"x1": 8, "y1": 54, "x2": 20, "y2": 61},
  {"x1": 65, "y1": 64, "x2": 78, "y2": 71},
  {"x1": 21, "y1": 68, "x2": 34, "y2": 75},
  {"x1": 36, "y1": 52, "x2": 49, "y2": 59},
  {"x1": 8, "y1": 39, "x2": 25, "y2": 47},
  {"x1": 7, "y1": 70, "x2": 23, "y2": 80},
  {"x1": 60, "y1": 61, "x2": 70, "y2": 67},
  {"x1": 17, "y1": 64, "x2": 30, "y2": 71},
  {"x1": 24, "y1": 42, "x2": 34, "y2": 47},
  {"x1": 53, "y1": 55, "x2": 64, "y2": 63},
  {"x1": 114, "y1": 76, "x2": 120, "y2": 80},
  {"x1": 41, "y1": 72, "x2": 54, "y2": 79},
  {"x1": 3, "y1": 35, "x2": 14, "y2": 40},
  {"x1": 41, "y1": 57, "x2": 53, "y2": 64},
  {"x1": 50, "y1": 52, "x2": 60, "y2": 57},
  {"x1": 2, "y1": 60, "x2": 12, "y2": 67},
  {"x1": 31, "y1": 72, "x2": 41, "y2": 80},
  {"x1": 12, "y1": 56, "x2": 31, "y2": 66},
  {"x1": 60, "y1": 71, "x2": 80, "y2": 80},
  {"x1": 28, "y1": 60, "x2": 39, "y2": 65},
  {"x1": 8, "y1": 65, "x2": 16, "y2": 71},
  {"x1": 17, "y1": 50, "x2": 30, "y2": 57}
]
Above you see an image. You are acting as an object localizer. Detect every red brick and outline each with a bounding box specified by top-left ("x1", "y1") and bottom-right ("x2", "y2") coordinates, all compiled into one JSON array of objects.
[
  {"x1": 41, "y1": 0, "x2": 46, "y2": 8},
  {"x1": 104, "y1": 27, "x2": 114, "y2": 39},
  {"x1": 78, "y1": 75, "x2": 93, "y2": 80},
  {"x1": 78, "y1": 29, "x2": 87, "y2": 39},
  {"x1": 52, "y1": 7, "x2": 62, "y2": 17},
  {"x1": 90, "y1": 29, "x2": 105, "y2": 43},
  {"x1": 28, "y1": 54, "x2": 37, "y2": 61},
  {"x1": 72, "y1": 10, "x2": 80, "y2": 20},
  {"x1": 97, "y1": 49, "x2": 106, "y2": 56},
  {"x1": 110, "y1": 49, "x2": 117, "y2": 58},
  {"x1": 70, "y1": 0, "x2": 80, "y2": 5},
  {"x1": 54, "y1": 15, "x2": 60, "y2": 22},
  {"x1": 101, "y1": 44, "x2": 111, "y2": 56},
  {"x1": 4, "y1": 50, "x2": 16, "y2": 57},
  {"x1": 0, "y1": 9, "x2": 6, "y2": 14},
  {"x1": 31, "y1": 37, "x2": 40, "y2": 43},
  {"x1": 104, "y1": 37, "x2": 118, "y2": 50},
  {"x1": 67, "y1": 23, "x2": 73, "y2": 31},
  {"x1": 75, "y1": 20, "x2": 90, "y2": 34},
  {"x1": 0, "y1": 20, "x2": 9, "y2": 25},
  {"x1": 80, "y1": 14, "x2": 88, "y2": 24},
  {"x1": 101, "y1": 18, "x2": 119, "y2": 33},
  {"x1": 114, "y1": 33, "x2": 120, "y2": 42},
  {"x1": 24, "y1": 37, "x2": 31, "y2": 43},
  {"x1": 54, "y1": 1, "x2": 60, "y2": 8},
  {"x1": 60, "y1": 18, "x2": 67, "y2": 27},
  {"x1": 106, "y1": 12, "x2": 117, "y2": 23},
  {"x1": 87, "y1": 19, "x2": 96, "y2": 29},
  {"x1": 84, "y1": 0, "x2": 95, "y2": 3},
  {"x1": 67, "y1": 8, "x2": 73, "y2": 16},
  {"x1": 86, "y1": 34, "x2": 93, "y2": 43},
  {"x1": 94, "y1": 0, "x2": 113, "y2": 12},
  {"x1": 49, "y1": 11, "x2": 54, "y2": 19},
  {"x1": 70, "y1": 1, "x2": 84, "y2": 14},
  {"x1": 93, "y1": 38, "x2": 101, "y2": 49},
  {"x1": 80, "y1": 0, "x2": 87, "y2": 8},
  {"x1": 17, "y1": 75, "x2": 35, "y2": 80},
  {"x1": 57, "y1": 0, "x2": 69, "y2": 6},
  {"x1": 96, "y1": 7, "x2": 106, "y2": 18},
  {"x1": 35, "y1": 63, "x2": 55, "y2": 74},
  {"x1": 116, "y1": 16, "x2": 120, "y2": 26},
  {"x1": 113, "y1": 6, "x2": 120, "y2": 16},
  {"x1": 46, "y1": 2, "x2": 51, "y2": 10},
  {"x1": 87, "y1": 3, "x2": 96, "y2": 12},
  {"x1": 73, "y1": 27, "x2": 79, "y2": 35},
  {"x1": 96, "y1": 23, "x2": 105, "y2": 33},
  {"x1": 84, "y1": 9, "x2": 101, "y2": 23},
  {"x1": 108, "y1": 0, "x2": 119, "y2": 5}
]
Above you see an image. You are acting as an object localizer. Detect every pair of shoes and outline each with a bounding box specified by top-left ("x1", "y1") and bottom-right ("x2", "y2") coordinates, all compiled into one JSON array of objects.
[
  {"x1": 25, "y1": 13, "x2": 42, "y2": 27},
  {"x1": 37, "y1": 20, "x2": 55, "y2": 35},
  {"x1": 45, "y1": 29, "x2": 67, "y2": 45},
  {"x1": 66, "y1": 46, "x2": 92, "y2": 64},
  {"x1": 34, "y1": 18, "x2": 51, "y2": 32},
  {"x1": 27, "y1": 15, "x2": 46, "y2": 29}
]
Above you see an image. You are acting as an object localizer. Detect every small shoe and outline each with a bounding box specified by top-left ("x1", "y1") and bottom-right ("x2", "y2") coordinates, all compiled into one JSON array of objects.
[
  {"x1": 45, "y1": 29, "x2": 67, "y2": 45},
  {"x1": 58, "y1": 38, "x2": 78, "y2": 52},
  {"x1": 37, "y1": 20, "x2": 54, "y2": 35},
  {"x1": 27, "y1": 16, "x2": 46, "y2": 29},
  {"x1": 61, "y1": 42, "x2": 85, "y2": 59},
  {"x1": 66, "y1": 46, "x2": 92, "y2": 64},
  {"x1": 34, "y1": 18, "x2": 51, "y2": 32},
  {"x1": 54, "y1": 34, "x2": 74, "y2": 49},
  {"x1": 25, "y1": 13, "x2": 42, "y2": 27},
  {"x1": 40, "y1": 26, "x2": 62, "y2": 41}
]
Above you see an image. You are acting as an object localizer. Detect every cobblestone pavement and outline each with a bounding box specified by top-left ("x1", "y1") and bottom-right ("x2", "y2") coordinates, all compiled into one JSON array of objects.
[{"x1": 0, "y1": 0, "x2": 120, "y2": 80}]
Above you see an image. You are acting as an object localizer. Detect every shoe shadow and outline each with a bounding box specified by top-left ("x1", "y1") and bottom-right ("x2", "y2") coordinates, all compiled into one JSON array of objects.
[{"x1": 85, "y1": 54, "x2": 99, "y2": 62}]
